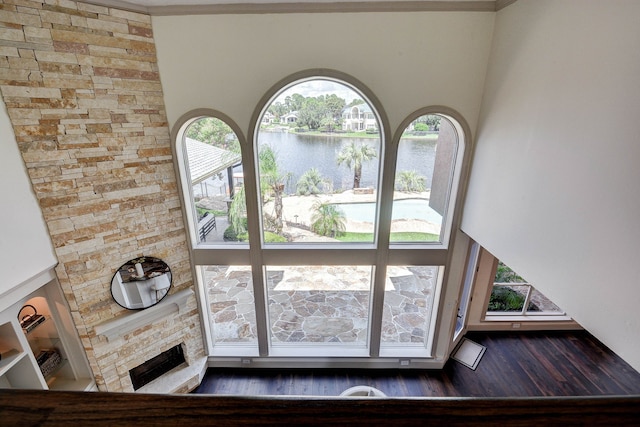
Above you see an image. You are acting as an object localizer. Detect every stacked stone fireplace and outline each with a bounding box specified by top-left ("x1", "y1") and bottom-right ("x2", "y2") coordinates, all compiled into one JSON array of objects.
[
  {"x1": 130, "y1": 344, "x2": 186, "y2": 391},
  {"x1": 0, "y1": 0, "x2": 205, "y2": 391}
]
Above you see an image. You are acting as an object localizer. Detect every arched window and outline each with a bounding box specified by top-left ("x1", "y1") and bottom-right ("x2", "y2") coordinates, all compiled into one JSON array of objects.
[
  {"x1": 173, "y1": 73, "x2": 470, "y2": 365},
  {"x1": 391, "y1": 113, "x2": 463, "y2": 246},
  {"x1": 254, "y1": 77, "x2": 383, "y2": 245},
  {"x1": 378, "y1": 111, "x2": 465, "y2": 355},
  {"x1": 173, "y1": 112, "x2": 258, "y2": 353},
  {"x1": 174, "y1": 112, "x2": 248, "y2": 247}
]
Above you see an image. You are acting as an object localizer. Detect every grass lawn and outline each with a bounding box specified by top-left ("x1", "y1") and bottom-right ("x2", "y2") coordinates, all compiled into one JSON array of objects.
[
  {"x1": 196, "y1": 207, "x2": 227, "y2": 217},
  {"x1": 336, "y1": 231, "x2": 439, "y2": 242},
  {"x1": 292, "y1": 130, "x2": 379, "y2": 139}
]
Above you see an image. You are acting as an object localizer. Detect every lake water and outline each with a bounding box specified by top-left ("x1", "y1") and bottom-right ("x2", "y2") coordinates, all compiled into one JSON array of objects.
[{"x1": 256, "y1": 131, "x2": 437, "y2": 194}]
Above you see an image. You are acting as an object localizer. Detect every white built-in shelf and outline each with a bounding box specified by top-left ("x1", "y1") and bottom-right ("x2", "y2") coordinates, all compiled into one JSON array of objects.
[
  {"x1": 48, "y1": 376, "x2": 96, "y2": 391},
  {"x1": 0, "y1": 349, "x2": 24, "y2": 376},
  {"x1": 95, "y1": 289, "x2": 193, "y2": 341},
  {"x1": 1, "y1": 274, "x2": 96, "y2": 391}
]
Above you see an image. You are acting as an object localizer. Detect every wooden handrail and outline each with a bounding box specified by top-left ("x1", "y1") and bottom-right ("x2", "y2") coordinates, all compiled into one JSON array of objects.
[{"x1": 1, "y1": 390, "x2": 638, "y2": 426}]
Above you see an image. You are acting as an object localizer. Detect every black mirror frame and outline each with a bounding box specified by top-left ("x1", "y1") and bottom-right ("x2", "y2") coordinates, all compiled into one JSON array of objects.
[{"x1": 110, "y1": 256, "x2": 172, "y2": 310}]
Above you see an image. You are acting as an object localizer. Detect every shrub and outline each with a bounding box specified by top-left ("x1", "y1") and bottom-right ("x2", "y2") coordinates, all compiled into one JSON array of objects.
[
  {"x1": 224, "y1": 227, "x2": 286, "y2": 243},
  {"x1": 310, "y1": 202, "x2": 346, "y2": 238},
  {"x1": 395, "y1": 170, "x2": 426, "y2": 192},
  {"x1": 223, "y1": 226, "x2": 240, "y2": 241},
  {"x1": 488, "y1": 286, "x2": 525, "y2": 311},
  {"x1": 296, "y1": 168, "x2": 326, "y2": 195}
]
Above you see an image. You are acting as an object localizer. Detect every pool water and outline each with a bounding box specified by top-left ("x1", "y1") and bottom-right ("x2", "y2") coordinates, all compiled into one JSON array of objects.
[{"x1": 334, "y1": 198, "x2": 442, "y2": 224}]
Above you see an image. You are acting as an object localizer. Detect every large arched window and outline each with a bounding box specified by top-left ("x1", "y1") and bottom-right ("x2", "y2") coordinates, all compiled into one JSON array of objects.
[
  {"x1": 254, "y1": 77, "x2": 383, "y2": 245},
  {"x1": 173, "y1": 72, "x2": 470, "y2": 366}
]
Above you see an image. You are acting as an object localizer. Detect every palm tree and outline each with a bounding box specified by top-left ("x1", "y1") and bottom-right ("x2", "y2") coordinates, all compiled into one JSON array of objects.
[
  {"x1": 395, "y1": 170, "x2": 426, "y2": 192},
  {"x1": 296, "y1": 168, "x2": 328, "y2": 195},
  {"x1": 228, "y1": 184, "x2": 247, "y2": 236},
  {"x1": 228, "y1": 145, "x2": 290, "y2": 237},
  {"x1": 310, "y1": 202, "x2": 346, "y2": 238},
  {"x1": 336, "y1": 142, "x2": 377, "y2": 189},
  {"x1": 259, "y1": 144, "x2": 290, "y2": 234}
]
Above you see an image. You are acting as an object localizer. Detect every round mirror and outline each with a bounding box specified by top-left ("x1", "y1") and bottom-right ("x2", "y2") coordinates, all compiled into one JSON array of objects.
[{"x1": 111, "y1": 256, "x2": 172, "y2": 310}]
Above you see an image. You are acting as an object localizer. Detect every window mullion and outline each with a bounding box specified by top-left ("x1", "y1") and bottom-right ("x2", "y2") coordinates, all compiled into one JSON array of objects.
[
  {"x1": 521, "y1": 284, "x2": 533, "y2": 315},
  {"x1": 244, "y1": 136, "x2": 271, "y2": 357},
  {"x1": 250, "y1": 256, "x2": 269, "y2": 356},
  {"x1": 369, "y1": 133, "x2": 395, "y2": 357}
]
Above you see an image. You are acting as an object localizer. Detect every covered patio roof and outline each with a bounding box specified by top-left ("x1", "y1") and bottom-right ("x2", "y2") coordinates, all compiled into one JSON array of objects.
[{"x1": 186, "y1": 137, "x2": 242, "y2": 185}]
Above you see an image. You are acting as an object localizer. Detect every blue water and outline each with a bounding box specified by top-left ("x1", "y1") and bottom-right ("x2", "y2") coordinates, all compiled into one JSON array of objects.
[{"x1": 333, "y1": 198, "x2": 442, "y2": 225}]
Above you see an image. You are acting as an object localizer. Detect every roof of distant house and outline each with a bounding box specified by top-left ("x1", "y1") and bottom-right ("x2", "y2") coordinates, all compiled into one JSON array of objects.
[
  {"x1": 186, "y1": 137, "x2": 242, "y2": 184},
  {"x1": 343, "y1": 103, "x2": 373, "y2": 114}
]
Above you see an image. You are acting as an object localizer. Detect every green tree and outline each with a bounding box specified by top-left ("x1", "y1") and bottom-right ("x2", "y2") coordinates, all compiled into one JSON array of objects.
[
  {"x1": 347, "y1": 99, "x2": 365, "y2": 107},
  {"x1": 298, "y1": 96, "x2": 325, "y2": 130},
  {"x1": 186, "y1": 117, "x2": 240, "y2": 168},
  {"x1": 325, "y1": 93, "x2": 346, "y2": 121},
  {"x1": 296, "y1": 168, "x2": 327, "y2": 195},
  {"x1": 268, "y1": 102, "x2": 288, "y2": 121},
  {"x1": 287, "y1": 93, "x2": 305, "y2": 112},
  {"x1": 320, "y1": 116, "x2": 340, "y2": 132},
  {"x1": 336, "y1": 142, "x2": 378, "y2": 189},
  {"x1": 494, "y1": 262, "x2": 526, "y2": 283},
  {"x1": 310, "y1": 202, "x2": 346, "y2": 238},
  {"x1": 413, "y1": 114, "x2": 441, "y2": 131},
  {"x1": 395, "y1": 170, "x2": 426, "y2": 192},
  {"x1": 413, "y1": 123, "x2": 429, "y2": 132},
  {"x1": 186, "y1": 117, "x2": 238, "y2": 152}
]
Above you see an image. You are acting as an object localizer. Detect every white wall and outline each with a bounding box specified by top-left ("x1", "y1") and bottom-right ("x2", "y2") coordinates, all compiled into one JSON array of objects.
[
  {"x1": 462, "y1": 0, "x2": 640, "y2": 371},
  {"x1": 152, "y1": 12, "x2": 495, "y2": 136},
  {"x1": 0, "y1": 99, "x2": 57, "y2": 295}
]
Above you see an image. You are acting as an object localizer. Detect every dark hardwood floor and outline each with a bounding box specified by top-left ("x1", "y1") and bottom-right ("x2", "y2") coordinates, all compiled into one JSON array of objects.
[
  {"x1": 193, "y1": 331, "x2": 640, "y2": 397},
  {"x1": 3, "y1": 332, "x2": 639, "y2": 426}
]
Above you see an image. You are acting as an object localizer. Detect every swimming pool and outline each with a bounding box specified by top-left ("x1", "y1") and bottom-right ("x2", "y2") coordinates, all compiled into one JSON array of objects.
[{"x1": 333, "y1": 198, "x2": 443, "y2": 224}]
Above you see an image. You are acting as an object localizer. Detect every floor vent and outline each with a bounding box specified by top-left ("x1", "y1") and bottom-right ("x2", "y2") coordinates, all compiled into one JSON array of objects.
[
  {"x1": 451, "y1": 338, "x2": 486, "y2": 370},
  {"x1": 129, "y1": 344, "x2": 185, "y2": 390}
]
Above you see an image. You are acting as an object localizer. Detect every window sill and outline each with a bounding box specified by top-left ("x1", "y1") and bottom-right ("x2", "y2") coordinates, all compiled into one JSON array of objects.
[{"x1": 483, "y1": 314, "x2": 573, "y2": 322}]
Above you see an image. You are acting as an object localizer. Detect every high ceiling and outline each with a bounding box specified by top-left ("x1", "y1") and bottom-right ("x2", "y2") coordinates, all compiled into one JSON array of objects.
[{"x1": 90, "y1": 0, "x2": 514, "y2": 15}]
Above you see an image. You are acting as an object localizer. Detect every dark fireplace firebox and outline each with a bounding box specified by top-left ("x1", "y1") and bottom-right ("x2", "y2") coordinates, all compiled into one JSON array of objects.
[{"x1": 129, "y1": 344, "x2": 186, "y2": 390}]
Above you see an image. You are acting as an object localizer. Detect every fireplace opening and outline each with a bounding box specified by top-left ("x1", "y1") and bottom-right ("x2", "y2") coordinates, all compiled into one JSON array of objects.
[{"x1": 129, "y1": 344, "x2": 186, "y2": 390}]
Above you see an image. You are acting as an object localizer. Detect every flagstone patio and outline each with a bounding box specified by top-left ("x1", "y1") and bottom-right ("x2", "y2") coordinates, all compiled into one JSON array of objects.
[{"x1": 202, "y1": 265, "x2": 436, "y2": 346}]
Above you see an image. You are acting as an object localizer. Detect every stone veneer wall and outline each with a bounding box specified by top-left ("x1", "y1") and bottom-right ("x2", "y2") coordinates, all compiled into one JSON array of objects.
[{"x1": 0, "y1": 0, "x2": 204, "y2": 391}]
